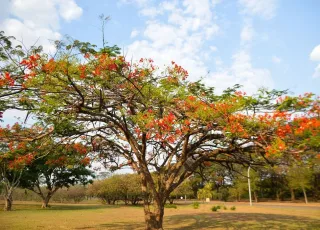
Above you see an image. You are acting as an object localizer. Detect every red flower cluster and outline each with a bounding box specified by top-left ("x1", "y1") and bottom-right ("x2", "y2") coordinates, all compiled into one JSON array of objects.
[
  {"x1": 0, "y1": 72, "x2": 14, "y2": 87},
  {"x1": 20, "y1": 54, "x2": 41, "y2": 69}
]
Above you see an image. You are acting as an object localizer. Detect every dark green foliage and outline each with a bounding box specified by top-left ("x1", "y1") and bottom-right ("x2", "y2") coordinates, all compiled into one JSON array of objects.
[
  {"x1": 18, "y1": 144, "x2": 94, "y2": 208},
  {"x1": 230, "y1": 206, "x2": 236, "y2": 210},
  {"x1": 192, "y1": 202, "x2": 199, "y2": 209},
  {"x1": 219, "y1": 187, "x2": 230, "y2": 202},
  {"x1": 87, "y1": 174, "x2": 143, "y2": 205},
  {"x1": 20, "y1": 156, "x2": 93, "y2": 191},
  {"x1": 211, "y1": 206, "x2": 218, "y2": 212},
  {"x1": 164, "y1": 204, "x2": 177, "y2": 209}
]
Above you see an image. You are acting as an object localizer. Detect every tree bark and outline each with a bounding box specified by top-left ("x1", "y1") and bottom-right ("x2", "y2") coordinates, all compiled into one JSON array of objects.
[
  {"x1": 41, "y1": 195, "x2": 51, "y2": 208},
  {"x1": 290, "y1": 188, "x2": 295, "y2": 202},
  {"x1": 302, "y1": 187, "x2": 308, "y2": 204},
  {"x1": 276, "y1": 191, "x2": 280, "y2": 201},
  {"x1": 4, "y1": 195, "x2": 13, "y2": 211},
  {"x1": 144, "y1": 199, "x2": 164, "y2": 230},
  {"x1": 253, "y1": 191, "x2": 258, "y2": 203},
  {"x1": 140, "y1": 170, "x2": 166, "y2": 230}
]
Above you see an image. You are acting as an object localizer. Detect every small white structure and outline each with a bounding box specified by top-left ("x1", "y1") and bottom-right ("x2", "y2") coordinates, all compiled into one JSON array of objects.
[{"x1": 205, "y1": 198, "x2": 210, "y2": 202}]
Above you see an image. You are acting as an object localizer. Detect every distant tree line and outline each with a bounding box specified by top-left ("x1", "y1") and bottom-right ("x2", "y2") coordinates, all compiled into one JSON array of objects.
[{"x1": 5, "y1": 161, "x2": 319, "y2": 207}]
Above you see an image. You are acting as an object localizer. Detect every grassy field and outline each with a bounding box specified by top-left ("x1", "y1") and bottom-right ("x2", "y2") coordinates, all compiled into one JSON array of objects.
[{"x1": 0, "y1": 201, "x2": 319, "y2": 229}]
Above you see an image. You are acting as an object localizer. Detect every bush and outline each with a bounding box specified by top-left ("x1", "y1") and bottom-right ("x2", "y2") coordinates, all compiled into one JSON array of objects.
[
  {"x1": 165, "y1": 204, "x2": 177, "y2": 209},
  {"x1": 223, "y1": 206, "x2": 227, "y2": 210},
  {"x1": 211, "y1": 206, "x2": 219, "y2": 212},
  {"x1": 230, "y1": 206, "x2": 236, "y2": 211},
  {"x1": 216, "y1": 205, "x2": 221, "y2": 209},
  {"x1": 192, "y1": 202, "x2": 200, "y2": 209}
]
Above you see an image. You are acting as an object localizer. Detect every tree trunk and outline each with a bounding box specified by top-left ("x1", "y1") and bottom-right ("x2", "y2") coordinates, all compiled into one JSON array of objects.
[
  {"x1": 253, "y1": 191, "x2": 258, "y2": 203},
  {"x1": 144, "y1": 199, "x2": 164, "y2": 230},
  {"x1": 302, "y1": 187, "x2": 308, "y2": 204},
  {"x1": 140, "y1": 171, "x2": 166, "y2": 230},
  {"x1": 276, "y1": 191, "x2": 280, "y2": 201},
  {"x1": 4, "y1": 196, "x2": 13, "y2": 211},
  {"x1": 41, "y1": 195, "x2": 51, "y2": 208},
  {"x1": 290, "y1": 188, "x2": 295, "y2": 202}
]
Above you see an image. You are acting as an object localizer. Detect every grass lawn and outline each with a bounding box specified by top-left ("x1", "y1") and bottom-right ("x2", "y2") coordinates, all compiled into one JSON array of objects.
[{"x1": 0, "y1": 201, "x2": 319, "y2": 229}]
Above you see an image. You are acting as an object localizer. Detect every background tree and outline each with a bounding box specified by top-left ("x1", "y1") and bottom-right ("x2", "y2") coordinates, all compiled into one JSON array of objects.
[
  {"x1": 0, "y1": 124, "x2": 43, "y2": 211},
  {"x1": 19, "y1": 140, "x2": 94, "y2": 208},
  {"x1": 87, "y1": 174, "x2": 144, "y2": 205},
  {"x1": 169, "y1": 179, "x2": 193, "y2": 204},
  {"x1": 124, "y1": 173, "x2": 143, "y2": 205},
  {"x1": 87, "y1": 175, "x2": 124, "y2": 205},
  {"x1": 66, "y1": 185, "x2": 87, "y2": 203},
  {"x1": 197, "y1": 183, "x2": 213, "y2": 201},
  {"x1": 287, "y1": 165, "x2": 313, "y2": 204}
]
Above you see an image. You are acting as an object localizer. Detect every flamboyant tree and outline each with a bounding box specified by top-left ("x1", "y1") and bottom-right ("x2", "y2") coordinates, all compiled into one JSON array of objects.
[
  {"x1": 19, "y1": 139, "x2": 94, "y2": 208},
  {"x1": 0, "y1": 31, "x2": 44, "y2": 119},
  {"x1": 0, "y1": 122, "x2": 92, "y2": 210},
  {"x1": 0, "y1": 123, "x2": 45, "y2": 211},
  {"x1": 2, "y1": 36, "x2": 319, "y2": 229}
]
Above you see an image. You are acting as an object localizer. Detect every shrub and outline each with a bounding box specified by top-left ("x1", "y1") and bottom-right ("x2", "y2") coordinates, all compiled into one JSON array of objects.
[
  {"x1": 211, "y1": 206, "x2": 219, "y2": 212},
  {"x1": 216, "y1": 205, "x2": 221, "y2": 209},
  {"x1": 223, "y1": 206, "x2": 227, "y2": 210},
  {"x1": 230, "y1": 206, "x2": 236, "y2": 211},
  {"x1": 192, "y1": 202, "x2": 200, "y2": 209},
  {"x1": 165, "y1": 204, "x2": 177, "y2": 209}
]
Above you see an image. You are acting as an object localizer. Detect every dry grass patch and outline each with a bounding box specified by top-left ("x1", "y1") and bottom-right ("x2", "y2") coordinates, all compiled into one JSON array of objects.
[{"x1": 0, "y1": 201, "x2": 319, "y2": 229}]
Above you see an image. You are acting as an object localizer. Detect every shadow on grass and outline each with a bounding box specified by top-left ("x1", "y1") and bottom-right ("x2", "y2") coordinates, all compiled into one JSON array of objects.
[
  {"x1": 166, "y1": 212, "x2": 320, "y2": 229},
  {"x1": 88, "y1": 213, "x2": 320, "y2": 230}
]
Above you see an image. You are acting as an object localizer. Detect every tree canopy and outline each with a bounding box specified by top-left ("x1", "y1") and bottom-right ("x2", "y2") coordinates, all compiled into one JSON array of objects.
[{"x1": 0, "y1": 31, "x2": 319, "y2": 229}]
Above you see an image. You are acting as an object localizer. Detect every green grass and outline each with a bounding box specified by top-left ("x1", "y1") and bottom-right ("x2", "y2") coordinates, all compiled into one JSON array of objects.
[{"x1": 0, "y1": 201, "x2": 319, "y2": 229}]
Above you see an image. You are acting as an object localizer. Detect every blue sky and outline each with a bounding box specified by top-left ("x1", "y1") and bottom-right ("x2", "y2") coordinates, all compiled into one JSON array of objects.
[{"x1": 1, "y1": 0, "x2": 320, "y2": 123}]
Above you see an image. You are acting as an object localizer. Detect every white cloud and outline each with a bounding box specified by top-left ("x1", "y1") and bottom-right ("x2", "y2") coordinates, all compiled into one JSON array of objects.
[
  {"x1": 206, "y1": 50, "x2": 274, "y2": 94},
  {"x1": 210, "y1": 46, "x2": 218, "y2": 52},
  {"x1": 214, "y1": 57, "x2": 223, "y2": 68},
  {"x1": 310, "y1": 45, "x2": 320, "y2": 78},
  {"x1": 272, "y1": 56, "x2": 282, "y2": 64},
  {"x1": 0, "y1": 0, "x2": 83, "y2": 53},
  {"x1": 310, "y1": 44, "x2": 320, "y2": 61},
  {"x1": 205, "y1": 24, "x2": 220, "y2": 39},
  {"x1": 160, "y1": 1, "x2": 178, "y2": 11},
  {"x1": 125, "y1": 0, "x2": 273, "y2": 94},
  {"x1": 57, "y1": 0, "x2": 83, "y2": 21},
  {"x1": 130, "y1": 29, "x2": 139, "y2": 38},
  {"x1": 125, "y1": 0, "x2": 220, "y2": 82},
  {"x1": 183, "y1": 0, "x2": 213, "y2": 22},
  {"x1": 313, "y1": 64, "x2": 320, "y2": 78},
  {"x1": 212, "y1": 0, "x2": 222, "y2": 7},
  {"x1": 1, "y1": 18, "x2": 61, "y2": 53},
  {"x1": 119, "y1": 0, "x2": 148, "y2": 7},
  {"x1": 11, "y1": 0, "x2": 60, "y2": 30},
  {"x1": 0, "y1": 0, "x2": 12, "y2": 21},
  {"x1": 240, "y1": 21, "x2": 254, "y2": 44},
  {"x1": 139, "y1": 7, "x2": 162, "y2": 17},
  {"x1": 239, "y1": 0, "x2": 278, "y2": 20}
]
